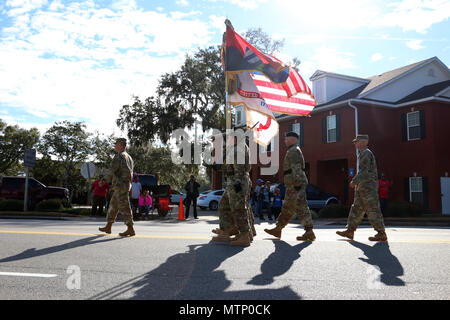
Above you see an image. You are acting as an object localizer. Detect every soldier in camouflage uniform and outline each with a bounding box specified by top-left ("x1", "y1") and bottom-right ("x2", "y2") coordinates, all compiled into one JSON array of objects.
[
  {"x1": 99, "y1": 138, "x2": 136, "y2": 237},
  {"x1": 264, "y1": 131, "x2": 316, "y2": 241},
  {"x1": 336, "y1": 134, "x2": 387, "y2": 241},
  {"x1": 212, "y1": 135, "x2": 254, "y2": 246}
]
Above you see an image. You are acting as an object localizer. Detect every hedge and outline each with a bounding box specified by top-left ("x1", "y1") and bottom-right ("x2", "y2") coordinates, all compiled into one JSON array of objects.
[
  {"x1": 385, "y1": 201, "x2": 426, "y2": 217},
  {"x1": 35, "y1": 198, "x2": 63, "y2": 212},
  {"x1": 0, "y1": 199, "x2": 24, "y2": 211},
  {"x1": 318, "y1": 204, "x2": 350, "y2": 218}
]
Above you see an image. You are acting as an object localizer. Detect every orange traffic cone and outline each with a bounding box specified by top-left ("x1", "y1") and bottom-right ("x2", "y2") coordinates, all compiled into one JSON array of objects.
[{"x1": 177, "y1": 198, "x2": 185, "y2": 220}]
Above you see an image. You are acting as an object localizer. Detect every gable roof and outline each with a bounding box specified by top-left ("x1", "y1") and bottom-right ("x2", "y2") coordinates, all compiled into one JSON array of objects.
[
  {"x1": 359, "y1": 57, "x2": 436, "y2": 95},
  {"x1": 395, "y1": 80, "x2": 450, "y2": 104},
  {"x1": 311, "y1": 56, "x2": 450, "y2": 110}
]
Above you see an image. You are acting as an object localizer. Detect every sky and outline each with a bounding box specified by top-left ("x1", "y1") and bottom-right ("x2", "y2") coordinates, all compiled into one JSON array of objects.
[{"x1": 0, "y1": 0, "x2": 449, "y2": 137}]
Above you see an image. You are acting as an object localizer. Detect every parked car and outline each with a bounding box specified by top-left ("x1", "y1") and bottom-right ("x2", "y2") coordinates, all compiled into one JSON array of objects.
[
  {"x1": 170, "y1": 190, "x2": 186, "y2": 204},
  {"x1": 0, "y1": 176, "x2": 69, "y2": 208},
  {"x1": 269, "y1": 182, "x2": 339, "y2": 210},
  {"x1": 197, "y1": 189, "x2": 224, "y2": 211}
]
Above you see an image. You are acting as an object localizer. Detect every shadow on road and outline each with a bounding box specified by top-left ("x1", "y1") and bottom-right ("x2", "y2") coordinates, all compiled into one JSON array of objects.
[
  {"x1": 248, "y1": 241, "x2": 312, "y2": 285},
  {"x1": 349, "y1": 241, "x2": 405, "y2": 286},
  {"x1": 0, "y1": 235, "x2": 121, "y2": 263},
  {"x1": 89, "y1": 241, "x2": 301, "y2": 300}
]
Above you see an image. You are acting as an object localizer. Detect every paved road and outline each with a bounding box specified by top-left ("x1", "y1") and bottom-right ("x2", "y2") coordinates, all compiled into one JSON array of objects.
[{"x1": 0, "y1": 212, "x2": 449, "y2": 301}]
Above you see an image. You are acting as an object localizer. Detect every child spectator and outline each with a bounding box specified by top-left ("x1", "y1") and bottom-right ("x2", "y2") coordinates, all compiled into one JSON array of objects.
[
  {"x1": 139, "y1": 189, "x2": 153, "y2": 220},
  {"x1": 271, "y1": 188, "x2": 282, "y2": 220}
]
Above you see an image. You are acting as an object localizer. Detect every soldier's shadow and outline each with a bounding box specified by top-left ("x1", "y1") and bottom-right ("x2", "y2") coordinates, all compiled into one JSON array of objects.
[
  {"x1": 248, "y1": 241, "x2": 312, "y2": 285},
  {"x1": 349, "y1": 241, "x2": 405, "y2": 286},
  {"x1": 90, "y1": 241, "x2": 301, "y2": 300},
  {"x1": 0, "y1": 235, "x2": 120, "y2": 263}
]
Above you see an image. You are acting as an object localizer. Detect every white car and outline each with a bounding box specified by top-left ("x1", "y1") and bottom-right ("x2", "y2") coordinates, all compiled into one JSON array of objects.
[
  {"x1": 197, "y1": 189, "x2": 224, "y2": 211},
  {"x1": 170, "y1": 190, "x2": 187, "y2": 204}
]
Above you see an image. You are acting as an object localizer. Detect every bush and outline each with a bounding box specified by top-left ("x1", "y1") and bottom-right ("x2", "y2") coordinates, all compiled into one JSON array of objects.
[
  {"x1": 385, "y1": 201, "x2": 426, "y2": 217},
  {"x1": 318, "y1": 204, "x2": 349, "y2": 218},
  {"x1": 35, "y1": 198, "x2": 63, "y2": 212},
  {"x1": 0, "y1": 199, "x2": 24, "y2": 211}
]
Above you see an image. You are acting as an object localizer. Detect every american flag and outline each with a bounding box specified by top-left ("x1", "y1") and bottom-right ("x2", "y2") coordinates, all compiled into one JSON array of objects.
[{"x1": 251, "y1": 68, "x2": 316, "y2": 116}]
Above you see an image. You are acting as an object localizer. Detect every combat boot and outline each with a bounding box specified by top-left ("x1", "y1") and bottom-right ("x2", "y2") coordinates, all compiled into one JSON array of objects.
[
  {"x1": 99, "y1": 222, "x2": 113, "y2": 234},
  {"x1": 212, "y1": 230, "x2": 231, "y2": 242},
  {"x1": 230, "y1": 232, "x2": 251, "y2": 246},
  {"x1": 119, "y1": 225, "x2": 135, "y2": 237},
  {"x1": 369, "y1": 230, "x2": 387, "y2": 242},
  {"x1": 264, "y1": 225, "x2": 283, "y2": 238},
  {"x1": 251, "y1": 225, "x2": 257, "y2": 237},
  {"x1": 336, "y1": 228, "x2": 355, "y2": 240},
  {"x1": 296, "y1": 228, "x2": 316, "y2": 241}
]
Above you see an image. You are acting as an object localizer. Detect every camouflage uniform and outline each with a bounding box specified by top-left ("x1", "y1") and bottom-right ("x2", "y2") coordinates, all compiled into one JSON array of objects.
[
  {"x1": 106, "y1": 149, "x2": 134, "y2": 227},
  {"x1": 218, "y1": 142, "x2": 251, "y2": 234},
  {"x1": 276, "y1": 144, "x2": 313, "y2": 230},
  {"x1": 347, "y1": 147, "x2": 385, "y2": 232}
]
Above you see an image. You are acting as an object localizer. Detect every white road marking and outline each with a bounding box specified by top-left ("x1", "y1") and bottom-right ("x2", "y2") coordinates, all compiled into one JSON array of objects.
[{"x1": 0, "y1": 272, "x2": 57, "y2": 278}]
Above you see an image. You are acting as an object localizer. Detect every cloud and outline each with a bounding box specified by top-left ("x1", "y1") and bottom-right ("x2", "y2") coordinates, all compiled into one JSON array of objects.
[
  {"x1": 176, "y1": 0, "x2": 189, "y2": 6},
  {"x1": 371, "y1": 53, "x2": 384, "y2": 62},
  {"x1": 406, "y1": 39, "x2": 425, "y2": 50},
  {"x1": 377, "y1": 0, "x2": 450, "y2": 33},
  {"x1": 310, "y1": 46, "x2": 357, "y2": 73},
  {"x1": 211, "y1": 0, "x2": 269, "y2": 10},
  {"x1": 0, "y1": 2, "x2": 216, "y2": 135},
  {"x1": 278, "y1": 0, "x2": 450, "y2": 33}
]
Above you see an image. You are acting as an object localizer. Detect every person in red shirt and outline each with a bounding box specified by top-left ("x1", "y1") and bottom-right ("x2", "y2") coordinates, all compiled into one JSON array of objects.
[
  {"x1": 378, "y1": 173, "x2": 392, "y2": 215},
  {"x1": 90, "y1": 176, "x2": 110, "y2": 216}
]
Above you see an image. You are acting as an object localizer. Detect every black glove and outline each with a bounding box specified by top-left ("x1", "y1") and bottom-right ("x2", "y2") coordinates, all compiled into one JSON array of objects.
[
  {"x1": 294, "y1": 185, "x2": 302, "y2": 191},
  {"x1": 234, "y1": 181, "x2": 242, "y2": 193}
]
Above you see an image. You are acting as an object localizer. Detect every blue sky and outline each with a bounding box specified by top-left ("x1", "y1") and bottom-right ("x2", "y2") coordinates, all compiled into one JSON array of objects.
[{"x1": 0, "y1": 0, "x2": 449, "y2": 136}]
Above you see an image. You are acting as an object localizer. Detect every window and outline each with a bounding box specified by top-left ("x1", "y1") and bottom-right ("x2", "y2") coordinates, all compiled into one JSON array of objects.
[
  {"x1": 327, "y1": 115, "x2": 337, "y2": 143},
  {"x1": 214, "y1": 190, "x2": 224, "y2": 196},
  {"x1": 410, "y1": 177, "x2": 424, "y2": 205},
  {"x1": 292, "y1": 123, "x2": 301, "y2": 146},
  {"x1": 407, "y1": 111, "x2": 421, "y2": 140}
]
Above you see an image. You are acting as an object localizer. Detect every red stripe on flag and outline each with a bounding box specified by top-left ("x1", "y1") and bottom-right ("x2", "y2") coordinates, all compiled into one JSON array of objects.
[{"x1": 259, "y1": 92, "x2": 316, "y2": 106}]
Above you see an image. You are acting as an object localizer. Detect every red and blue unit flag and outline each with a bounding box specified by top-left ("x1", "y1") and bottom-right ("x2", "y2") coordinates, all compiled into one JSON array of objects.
[{"x1": 224, "y1": 25, "x2": 289, "y2": 84}]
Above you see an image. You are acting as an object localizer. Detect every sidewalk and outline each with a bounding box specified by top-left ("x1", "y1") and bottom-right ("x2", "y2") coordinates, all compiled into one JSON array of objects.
[{"x1": 1, "y1": 209, "x2": 450, "y2": 226}]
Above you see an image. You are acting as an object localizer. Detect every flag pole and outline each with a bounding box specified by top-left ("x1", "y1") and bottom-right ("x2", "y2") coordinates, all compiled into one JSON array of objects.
[{"x1": 224, "y1": 19, "x2": 234, "y2": 132}]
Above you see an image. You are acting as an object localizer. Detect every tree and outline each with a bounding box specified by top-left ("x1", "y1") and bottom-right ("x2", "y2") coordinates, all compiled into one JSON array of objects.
[
  {"x1": 0, "y1": 119, "x2": 40, "y2": 175},
  {"x1": 91, "y1": 131, "x2": 117, "y2": 170},
  {"x1": 38, "y1": 121, "x2": 92, "y2": 197},
  {"x1": 126, "y1": 144, "x2": 198, "y2": 190}
]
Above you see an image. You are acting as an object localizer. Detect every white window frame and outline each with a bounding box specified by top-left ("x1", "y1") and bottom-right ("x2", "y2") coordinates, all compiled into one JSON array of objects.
[
  {"x1": 292, "y1": 122, "x2": 302, "y2": 146},
  {"x1": 327, "y1": 115, "x2": 337, "y2": 143},
  {"x1": 407, "y1": 111, "x2": 421, "y2": 141},
  {"x1": 409, "y1": 177, "x2": 423, "y2": 203}
]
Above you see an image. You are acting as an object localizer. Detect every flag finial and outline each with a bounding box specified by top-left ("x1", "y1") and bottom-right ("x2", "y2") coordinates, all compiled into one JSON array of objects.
[{"x1": 224, "y1": 19, "x2": 234, "y2": 30}]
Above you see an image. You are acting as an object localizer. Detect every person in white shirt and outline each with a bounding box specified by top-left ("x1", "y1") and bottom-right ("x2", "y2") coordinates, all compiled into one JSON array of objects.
[{"x1": 130, "y1": 175, "x2": 142, "y2": 220}]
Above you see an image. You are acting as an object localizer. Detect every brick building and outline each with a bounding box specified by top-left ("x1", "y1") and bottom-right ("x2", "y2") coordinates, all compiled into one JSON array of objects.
[{"x1": 213, "y1": 56, "x2": 450, "y2": 214}]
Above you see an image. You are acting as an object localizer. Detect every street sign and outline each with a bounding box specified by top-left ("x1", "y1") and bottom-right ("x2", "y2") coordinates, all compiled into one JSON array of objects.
[
  {"x1": 24, "y1": 149, "x2": 36, "y2": 168},
  {"x1": 81, "y1": 162, "x2": 96, "y2": 179}
]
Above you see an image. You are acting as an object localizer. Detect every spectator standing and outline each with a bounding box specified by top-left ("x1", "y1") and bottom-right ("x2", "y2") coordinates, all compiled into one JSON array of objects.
[
  {"x1": 263, "y1": 181, "x2": 273, "y2": 220},
  {"x1": 90, "y1": 176, "x2": 110, "y2": 216},
  {"x1": 139, "y1": 189, "x2": 153, "y2": 220},
  {"x1": 378, "y1": 173, "x2": 392, "y2": 215},
  {"x1": 130, "y1": 175, "x2": 142, "y2": 220},
  {"x1": 271, "y1": 188, "x2": 282, "y2": 220},
  {"x1": 184, "y1": 175, "x2": 200, "y2": 219},
  {"x1": 254, "y1": 179, "x2": 264, "y2": 220}
]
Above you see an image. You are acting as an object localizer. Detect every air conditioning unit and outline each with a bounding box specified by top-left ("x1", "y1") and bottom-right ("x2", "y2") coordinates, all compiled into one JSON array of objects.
[{"x1": 234, "y1": 105, "x2": 246, "y2": 128}]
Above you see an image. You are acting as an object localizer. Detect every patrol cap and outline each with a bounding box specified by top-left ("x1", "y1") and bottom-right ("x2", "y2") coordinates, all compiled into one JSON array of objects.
[
  {"x1": 352, "y1": 134, "x2": 369, "y2": 143},
  {"x1": 256, "y1": 178, "x2": 263, "y2": 183},
  {"x1": 115, "y1": 137, "x2": 127, "y2": 145},
  {"x1": 285, "y1": 131, "x2": 299, "y2": 139}
]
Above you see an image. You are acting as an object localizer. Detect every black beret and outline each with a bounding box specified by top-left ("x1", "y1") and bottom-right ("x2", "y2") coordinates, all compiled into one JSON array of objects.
[{"x1": 285, "y1": 131, "x2": 299, "y2": 139}]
